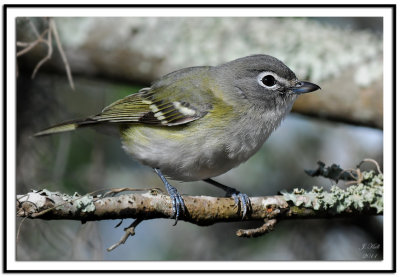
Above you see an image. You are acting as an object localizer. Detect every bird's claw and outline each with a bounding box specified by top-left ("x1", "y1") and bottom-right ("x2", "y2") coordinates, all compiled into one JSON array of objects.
[
  {"x1": 226, "y1": 189, "x2": 251, "y2": 219},
  {"x1": 154, "y1": 168, "x2": 185, "y2": 225},
  {"x1": 168, "y1": 187, "x2": 185, "y2": 226}
]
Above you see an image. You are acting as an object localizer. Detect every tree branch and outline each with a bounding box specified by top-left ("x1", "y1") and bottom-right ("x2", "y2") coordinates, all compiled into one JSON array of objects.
[
  {"x1": 15, "y1": 183, "x2": 383, "y2": 224},
  {"x1": 16, "y1": 161, "x2": 383, "y2": 250}
]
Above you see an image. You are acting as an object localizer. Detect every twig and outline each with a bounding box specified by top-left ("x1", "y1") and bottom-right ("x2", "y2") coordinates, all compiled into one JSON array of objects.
[
  {"x1": 31, "y1": 25, "x2": 53, "y2": 79},
  {"x1": 102, "y1": 187, "x2": 163, "y2": 198},
  {"x1": 16, "y1": 217, "x2": 28, "y2": 244},
  {"x1": 358, "y1": 158, "x2": 383, "y2": 175},
  {"x1": 16, "y1": 29, "x2": 49, "y2": 57},
  {"x1": 344, "y1": 168, "x2": 363, "y2": 186},
  {"x1": 16, "y1": 17, "x2": 75, "y2": 90},
  {"x1": 49, "y1": 18, "x2": 75, "y2": 90},
  {"x1": 236, "y1": 219, "x2": 277, "y2": 238},
  {"x1": 338, "y1": 169, "x2": 359, "y2": 181},
  {"x1": 107, "y1": 218, "x2": 143, "y2": 251}
]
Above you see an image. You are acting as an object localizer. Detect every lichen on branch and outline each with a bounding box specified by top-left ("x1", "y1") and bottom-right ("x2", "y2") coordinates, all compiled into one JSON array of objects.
[{"x1": 16, "y1": 160, "x2": 383, "y2": 251}]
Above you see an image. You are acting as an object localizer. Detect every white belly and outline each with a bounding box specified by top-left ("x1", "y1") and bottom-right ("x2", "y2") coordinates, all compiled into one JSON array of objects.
[
  {"x1": 121, "y1": 126, "x2": 250, "y2": 181},
  {"x1": 120, "y1": 102, "x2": 294, "y2": 181}
]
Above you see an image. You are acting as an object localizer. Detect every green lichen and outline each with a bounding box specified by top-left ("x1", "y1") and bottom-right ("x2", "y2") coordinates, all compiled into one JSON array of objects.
[
  {"x1": 281, "y1": 170, "x2": 383, "y2": 214},
  {"x1": 59, "y1": 192, "x2": 96, "y2": 213},
  {"x1": 74, "y1": 194, "x2": 96, "y2": 213}
]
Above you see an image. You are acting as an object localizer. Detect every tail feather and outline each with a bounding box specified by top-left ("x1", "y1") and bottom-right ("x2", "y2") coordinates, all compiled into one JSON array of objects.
[{"x1": 34, "y1": 118, "x2": 97, "y2": 137}]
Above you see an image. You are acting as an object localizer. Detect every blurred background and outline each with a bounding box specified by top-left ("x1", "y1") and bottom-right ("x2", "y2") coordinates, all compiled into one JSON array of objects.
[{"x1": 16, "y1": 17, "x2": 383, "y2": 261}]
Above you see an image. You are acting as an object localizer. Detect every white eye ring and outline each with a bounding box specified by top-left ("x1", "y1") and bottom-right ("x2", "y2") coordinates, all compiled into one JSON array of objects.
[
  {"x1": 257, "y1": 71, "x2": 279, "y2": 89},
  {"x1": 257, "y1": 71, "x2": 292, "y2": 89}
]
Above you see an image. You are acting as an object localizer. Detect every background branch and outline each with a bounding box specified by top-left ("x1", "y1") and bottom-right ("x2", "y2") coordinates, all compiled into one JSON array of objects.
[{"x1": 16, "y1": 17, "x2": 382, "y2": 128}]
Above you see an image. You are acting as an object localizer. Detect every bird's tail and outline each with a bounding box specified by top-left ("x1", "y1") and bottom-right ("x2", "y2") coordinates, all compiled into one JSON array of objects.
[{"x1": 34, "y1": 118, "x2": 97, "y2": 137}]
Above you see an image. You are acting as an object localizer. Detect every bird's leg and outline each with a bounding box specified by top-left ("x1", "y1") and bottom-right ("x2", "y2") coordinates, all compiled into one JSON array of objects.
[
  {"x1": 154, "y1": 168, "x2": 185, "y2": 225},
  {"x1": 203, "y1": 178, "x2": 251, "y2": 219}
]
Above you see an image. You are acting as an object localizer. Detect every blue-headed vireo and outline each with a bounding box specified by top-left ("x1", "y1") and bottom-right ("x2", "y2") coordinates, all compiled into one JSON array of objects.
[{"x1": 35, "y1": 55, "x2": 320, "y2": 224}]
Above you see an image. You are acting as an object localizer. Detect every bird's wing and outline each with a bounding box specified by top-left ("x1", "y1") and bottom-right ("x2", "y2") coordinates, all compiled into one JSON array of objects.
[{"x1": 91, "y1": 67, "x2": 214, "y2": 126}]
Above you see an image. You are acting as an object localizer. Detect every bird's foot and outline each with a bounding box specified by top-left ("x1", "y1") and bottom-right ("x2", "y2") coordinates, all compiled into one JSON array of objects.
[
  {"x1": 225, "y1": 188, "x2": 251, "y2": 220},
  {"x1": 154, "y1": 168, "x2": 185, "y2": 225},
  {"x1": 203, "y1": 178, "x2": 251, "y2": 220},
  {"x1": 164, "y1": 181, "x2": 185, "y2": 225}
]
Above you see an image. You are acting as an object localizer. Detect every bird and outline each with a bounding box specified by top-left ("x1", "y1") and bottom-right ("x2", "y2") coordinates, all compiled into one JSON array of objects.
[{"x1": 35, "y1": 54, "x2": 320, "y2": 225}]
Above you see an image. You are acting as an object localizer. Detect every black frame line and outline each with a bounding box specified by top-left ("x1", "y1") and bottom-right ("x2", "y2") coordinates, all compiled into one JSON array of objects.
[{"x1": 3, "y1": 3, "x2": 396, "y2": 273}]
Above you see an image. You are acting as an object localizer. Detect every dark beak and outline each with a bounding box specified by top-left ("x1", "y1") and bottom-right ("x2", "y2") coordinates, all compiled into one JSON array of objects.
[{"x1": 291, "y1": 81, "x2": 321, "y2": 94}]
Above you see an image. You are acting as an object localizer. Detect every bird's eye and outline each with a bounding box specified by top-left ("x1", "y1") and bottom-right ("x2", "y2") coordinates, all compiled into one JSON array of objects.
[
  {"x1": 262, "y1": 75, "x2": 276, "y2": 87},
  {"x1": 257, "y1": 71, "x2": 280, "y2": 89}
]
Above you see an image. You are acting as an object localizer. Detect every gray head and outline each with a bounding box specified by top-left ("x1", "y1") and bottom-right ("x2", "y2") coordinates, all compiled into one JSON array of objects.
[{"x1": 213, "y1": 55, "x2": 320, "y2": 109}]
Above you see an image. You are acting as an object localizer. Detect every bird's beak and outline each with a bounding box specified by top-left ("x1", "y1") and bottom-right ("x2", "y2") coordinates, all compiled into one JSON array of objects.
[{"x1": 290, "y1": 81, "x2": 321, "y2": 94}]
